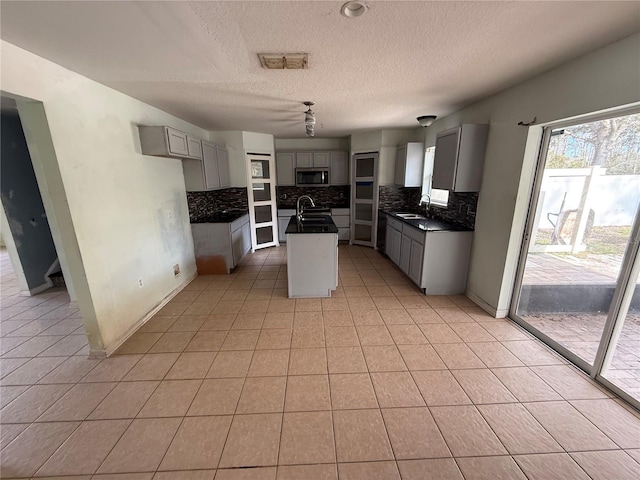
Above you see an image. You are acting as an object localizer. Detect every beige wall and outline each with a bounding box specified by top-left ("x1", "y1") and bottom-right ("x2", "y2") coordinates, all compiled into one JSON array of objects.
[
  {"x1": 1, "y1": 40, "x2": 207, "y2": 355},
  {"x1": 422, "y1": 33, "x2": 640, "y2": 315}
]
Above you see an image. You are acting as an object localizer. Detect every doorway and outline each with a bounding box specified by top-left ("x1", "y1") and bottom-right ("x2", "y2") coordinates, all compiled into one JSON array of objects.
[
  {"x1": 247, "y1": 152, "x2": 279, "y2": 251},
  {"x1": 511, "y1": 111, "x2": 640, "y2": 407}
]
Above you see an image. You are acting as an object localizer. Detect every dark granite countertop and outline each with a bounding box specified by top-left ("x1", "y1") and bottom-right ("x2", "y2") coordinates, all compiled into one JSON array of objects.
[
  {"x1": 190, "y1": 209, "x2": 249, "y2": 224},
  {"x1": 381, "y1": 209, "x2": 473, "y2": 232},
  {"x1": 277, "y1": 203, "x2": 350, "y2": 210},
  {"x1": 284, "y1": 216, "x2": 339, "y2": 234}
]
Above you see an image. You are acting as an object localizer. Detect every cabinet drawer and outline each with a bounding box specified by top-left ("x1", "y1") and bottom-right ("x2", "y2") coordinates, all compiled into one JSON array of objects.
[
  {"x1": 402, "y1": 223, "x2": 425, "y2": 244},
  {"x1": 332, "y1": 215, "x2": 350, "y2": 228},
  {"x1": 387, "y1": 215, "x2": 403, "y2": 231},
  {"x1": 331, "y1": 208, "x2": 350, "y2": 216}
]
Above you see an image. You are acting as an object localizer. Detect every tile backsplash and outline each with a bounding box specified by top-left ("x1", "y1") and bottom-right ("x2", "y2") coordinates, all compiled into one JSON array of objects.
[
  {"x1": 276, "y1": 186, "x2": 350, "y2": 209},
  {"x1": 378, "y1": 185, "x2": 478, "y2": 229},
  {"x1": 186, "y1": 188, "x2": 248, "y2": 221}
]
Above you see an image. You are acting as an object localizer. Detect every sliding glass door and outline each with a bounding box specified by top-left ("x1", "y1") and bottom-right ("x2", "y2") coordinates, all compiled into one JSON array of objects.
[{"x1": 511, "y1": 111, "x2": 640, "y2": 406}]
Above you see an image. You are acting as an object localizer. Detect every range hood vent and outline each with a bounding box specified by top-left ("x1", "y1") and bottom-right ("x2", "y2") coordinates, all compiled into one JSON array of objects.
[{"x1": 258, "y1": 53, "x2": 308, "y2": 69}]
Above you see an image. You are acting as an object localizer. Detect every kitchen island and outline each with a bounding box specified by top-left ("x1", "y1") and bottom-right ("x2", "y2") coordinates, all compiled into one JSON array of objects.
[{"x1": 285, "y1": 215, "x2": 339, "y2": 298}]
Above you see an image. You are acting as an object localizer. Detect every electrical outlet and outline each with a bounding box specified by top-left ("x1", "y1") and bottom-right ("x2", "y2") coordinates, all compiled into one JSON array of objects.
[
  {"x1": 173, "y1": 264, "x2": 180, "y2": 277},
  {"x1": 137, "y1": 278, "x2": 144, "y2": 288}
]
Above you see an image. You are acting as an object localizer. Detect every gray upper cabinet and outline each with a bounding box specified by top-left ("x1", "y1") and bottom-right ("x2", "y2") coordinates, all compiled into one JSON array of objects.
[
  {"x1": 432, "y1": 124, "x2": 489, "y2": 192},
  {"x1": 330, "y1": 151, "x2": 349, "y2": 185},
  {"x1": 394, "y1": 142, "x2": 424, "y2": 187},
  {"x1": 313, "y1": 152, "x2": 330, "y2": 168},
  {"x1": 183, "y1": 140, "x2": 230, "y2": 191},
  {"x1": 296, "y1": 152, "x2": 313, "y2": 167},
  {"x1": 140, "y1": 125, "x2": 204, "y2": 159},
  {"x1": 276, "y1": 152, "x2": 296, "y2": 186}
]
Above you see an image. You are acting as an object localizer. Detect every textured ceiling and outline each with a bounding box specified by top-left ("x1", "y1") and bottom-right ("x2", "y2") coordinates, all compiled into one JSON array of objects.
[{"x1": 1, "y1": 1, "x2": 639, "y2": 138}]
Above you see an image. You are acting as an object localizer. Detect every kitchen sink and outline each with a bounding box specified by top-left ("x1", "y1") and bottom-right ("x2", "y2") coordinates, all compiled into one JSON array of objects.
[
  {"x1": 395, "y1": 213, "x2": 427, "y2": 220},
  {"x1": 299, "y1": 214, "x2": 333, "y2": 225}
]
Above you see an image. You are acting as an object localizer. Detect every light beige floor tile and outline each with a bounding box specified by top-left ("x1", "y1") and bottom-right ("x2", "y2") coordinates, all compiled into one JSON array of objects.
[
  {"x1": 215, "y1": 467, "x2": 277, "y2": 480},
  {"x1": 355, "y1": 325, "x2": 394, "y2": 346},
  {"x1": 0, "y1": 422, "x2": 28, "y2": 449},
  {"x1": 263, "y1": 312, "x2": 294, "y2": 329},
  {"x1": 531, "y1": 365, "x2": 610, "y2": 400},
  {"x1": 449, "y1": 322, "x2": 495, "y2": 342},
  {"x1": 233, "y1": 313, "x2": 266, "y2": 330},
  {"x1": 406, "y1": 308, "x2": 444, "y2": 324},
  {"x1": 0, "y1": 358, "x2": 30, "y2": 380},
  {"x1": 338, "y1": 461, "x2": 400, "y2": 479},
  {"x1": 0, "y1": 385, "x2": 29, "y2": 409},
  {"x1": 430, "y1": 405, "x2": 507, "y2": 456},
  {"x1": 267, "y1": 299, "x2": 295, "y2": 314},
  {"x1": 478, "y1": 403, "x2": 563, "y2": 454},
  {"x1": 433, "y1": 306, "x2": 471, "y2": 321},
  {"x1": 398, "y1": 344, "x2": 446, "y2": 370},
  {"x1": 379, "y1": 309, "x2": 413, "y2": 324},
  {"x1": 0, "y1": 383, "x2": 71, "y2": 423},
  {"x1": 570, "y1": 450, "x2": 640, "y2": 480},
  {"x1": 351, "y1": 310, "x2": 384, "y2": 325},
  {"x1": 451, "y1": 369, "x2": 517, "y2": 404},
  {"x1": 284, "y1": 375, "x2": 330, "y2": 412},
  {"x1": 216, "y1": 301, "x2": 244, "y2": 314},
  {"x1": 0, "y1": 421, "x2": 79, "y2": 478},
  {"x1": 247, "y1": 349, "x2": 289, "y2": 376},
  {"x1": 220, "y1": 330, "x2": 260, "y2": 351},
  {"x1": 122, "y1": 353, "x2": 179, "y2": 381},
  {"x1": 325, "y1": 326, "x2": 359, "y2": 346},
  {"x1": 240, "y1": 300, "x2": 271, "y2": 314},
  {"x1": 38, "y1": 333, "x2": 88, "y2": 356},
  {"x1": 343, "y1": 286, "x2": 371, "y2": 298},
  {"x1": 467, "y1": 342, "x2": 524, "y2": 367},
  {"x1": 329, "y1": 373, "x2": 378, "y2": 410},
  {"x1": 219, "y1": 413, "x2": 282, "y2": 468},
  {"x1": 1, "y1": 335, "x2": 65, "y2": 358},
  {"x1": 491, "y1": 367, "x2": 562, "y2": 402},
  {"x1": 288, "y1": 348, "x2": 327, "y2": 375},
  {"x1": 291, "y1": 326, "x2": 325, "y2": 348},
  {"x1": 115, "y1": 332, "x2": 162, "y2": 354},
  {"x1": 381, "y1": 407, "x2": 450, "y2": 459},
  {"x1": 478, "y1": 321, "x2": 530, "y2": 341},
  {"x1": 236, "y1": 376, "x2": 286, "y2": 413},
  {"x1": 366, "y1": 285, "x2": 394, "y2": 296},
  {"x1": 165, "y1": 352, "x2": 216, "y2": 379},
  {"x1": 363, "y1": 345, "x2": 408, "y2": 372},
  {"x1": 154, "y1": 470, "x2": 215, "y2": 479},
  {"x1": 1, "y1": 356, "x2": 67, "y2": 385},
  {"x1": 206, "y1": 351, "x2": 253, "y2": 378},
  {"x1": 625, "y1": 448, "x2": 640, "y2": 463},
  {"x1": 137, "y1": 379, "x2": 201, "y2": 417},
  {"x1": 371, "y1": 372, "x2": 425, "y2": 407},
  {"x1": 398, "y1": 296, "x2": 429, "y2": 309},
  {"x1": 98, "y1": 417, "x2": 181, "y2": 473},
  {"x1": 412, "y1": 370, "x2": 471, "y2": 406},
  {"x1": 333, "y1": 409, "x2": 393, "y2": 462},
  {"x1": 80, "y1": 355, "x2": 142, "y2": 383},
  {"x1": 167, "y1": 315, "x2": 207, "y2": 332},
  {"x1": 185, "y1": 331, "x2": 227, "y2": 352},
  {"x1": 276, "y1": 464, "x2": 337, "y2": 480},
  {"x1": 502, "y1": 340, "x2": 566, "y2": 366},
  {"x1": 570, "y1": 399, "x2": 640, "y2": 449},
  {"x1": 322, "y1": 297, "x2": 349, "y2": 311},
  {"x1": 37, "y1": 382, "x2": 116, "y2": 421},
  {"x1": 256, "y1": 329, "x2": 292, "y2": 349},
  {"x1": 346, "y1": 297, "x2": 376, "y2": 311},
  {"x1": 418, "y1": 324, "x2": 463, "y2": 343},
  {"x1": 432, "y1": 343, "x2": 485, "y2": 369},
  {"x1": 293, "y1": 311, "x2": 324, "y2": 328},
  {"x1": 456, "y1": 456, "x2": 527, "y2": 480},
  {"x1": 88, "y1": 381, "x2": 158, "y2": 419},
  {"x1": 387, "y1": 324, "x2": 428, "y2": 344},
  {"x1": 36, "y1": 419, "x2": 130, "y2": 476},
  {"x1": 513, "y1": 453, "x2": 590, "y2": 480},
  {"x1": 294, "y1": 298, "x2": 322, "y2": 312},
  {"x1": 159, "y1": 416, "x2": 232, "y2": 470},
  {"x1": 279, "y1": 411, "x2": 335, "y2": 464},
  {"x1": 397, "y1": 458, "x2": 463, "y2": 480},
  {"x1": 187, "y1": 378, "x2": 244, "y2": 415},
  {"x1": 524, "y1": 401, "x2": 618, "y2": 451},
  {"x1": 201, "y1": 314, "x2": 236, "y2": 330},
  {"x1": 157, "y1": 302, "x2": 190, "y2": 316},
  {"x1": 327, "y1": 347, "x2": 367, "y2": 373}
]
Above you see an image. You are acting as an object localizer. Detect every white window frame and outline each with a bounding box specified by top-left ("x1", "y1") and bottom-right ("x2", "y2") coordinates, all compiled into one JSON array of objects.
[{"x1": 421, "y1": 146, "x2": 449, "y2": 207}]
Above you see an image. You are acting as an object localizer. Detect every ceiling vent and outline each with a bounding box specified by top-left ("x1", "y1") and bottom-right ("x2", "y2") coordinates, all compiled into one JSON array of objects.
[{"x1": 258, "y1": 53, "x2": 308, "y2": 69}]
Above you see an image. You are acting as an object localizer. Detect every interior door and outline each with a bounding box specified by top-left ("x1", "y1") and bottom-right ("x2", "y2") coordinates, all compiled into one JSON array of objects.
[
  {"x1": 351, "y1": 152, "x2": 378, "y2": 246},
  {"x1": 247, "y1": 152, "x2": 278, "y2": 251}
]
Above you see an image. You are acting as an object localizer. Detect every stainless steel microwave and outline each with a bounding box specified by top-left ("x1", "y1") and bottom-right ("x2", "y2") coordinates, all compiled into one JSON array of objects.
[{"x1": 295, "y1": 168, "x2": 330, "y2": 186}]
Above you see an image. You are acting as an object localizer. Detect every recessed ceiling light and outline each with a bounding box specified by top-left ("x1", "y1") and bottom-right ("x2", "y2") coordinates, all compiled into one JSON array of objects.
[{"x1": 341, "y1": 1, "x2": 368, "y2": 18}]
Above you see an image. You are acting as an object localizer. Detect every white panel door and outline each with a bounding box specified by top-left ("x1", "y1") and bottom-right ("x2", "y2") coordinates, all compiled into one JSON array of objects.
[
  {"x1": 351, "y1": 152, "x2": 378, "y2": 246},
  {"x1": 247, "y1": 152, "x2": 278, "y2": 251}
]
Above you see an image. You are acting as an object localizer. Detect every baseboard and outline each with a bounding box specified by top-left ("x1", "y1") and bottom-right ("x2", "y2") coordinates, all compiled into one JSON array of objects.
[
  {"x1": 19, "y1": 280, "x2": 54, "y2": 296},
  {"x1": 91, "y1": 271, "x2": 198, "y2": 358},
  {"x1": 465, "y1": 290, "x2": 508, "y2": 318}
]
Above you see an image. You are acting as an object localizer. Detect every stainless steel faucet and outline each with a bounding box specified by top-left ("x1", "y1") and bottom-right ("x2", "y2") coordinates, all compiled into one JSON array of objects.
[
  {"x1": 296, "y1": 195, "x2": 316, "y2": 222},
  {"x1": 421, "y1": 194, "x2": 431, "y2": 216}
]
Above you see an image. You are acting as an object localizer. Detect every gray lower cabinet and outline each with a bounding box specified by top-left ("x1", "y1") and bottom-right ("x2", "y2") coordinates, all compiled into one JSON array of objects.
[
  {"x1": 385, "y1": 214, "x2": 472, "y2": 294},
  {"x1": 191, "y1": 214, "x2": 250, "y2": 274},
  {"x1": 277, "y1": 209, "x2": 296, "y2": 243}
]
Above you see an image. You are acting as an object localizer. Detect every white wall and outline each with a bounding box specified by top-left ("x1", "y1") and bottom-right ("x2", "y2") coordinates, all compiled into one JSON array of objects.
[
  {"x1": 1, "y1": 40, "x2": 206, "y2": 354},
  {"x1": 275, "y1": 137, "x2": 350, "y2": 151},
  {"x1": 423, "y1": 33, "x2": 640, "y2": 316}
]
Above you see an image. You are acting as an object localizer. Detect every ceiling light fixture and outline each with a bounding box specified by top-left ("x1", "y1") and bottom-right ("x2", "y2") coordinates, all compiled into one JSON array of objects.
[
  {"x1": 304, "y1": 101, "x2": 316, "y2": 137},
  {"x1": 417, "y1": 115, "x2": 437, "y2": 127},
  {"x1": 258, "y1": 53, "x2": 308, "y2": 69},
  {"x1": 341, "y1": 1, "x2": 368, "y2": 18}
]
